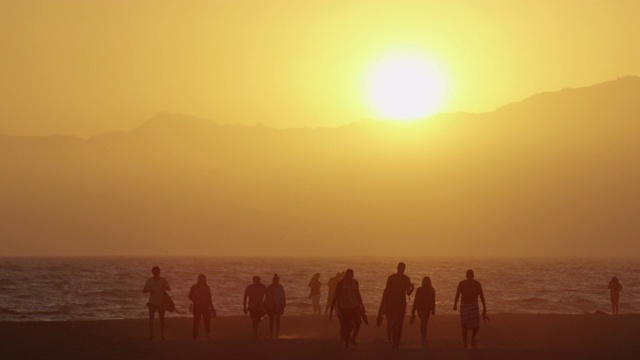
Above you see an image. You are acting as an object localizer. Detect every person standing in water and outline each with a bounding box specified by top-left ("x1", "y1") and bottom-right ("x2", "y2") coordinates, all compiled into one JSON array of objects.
[
  {"x1": 264, "y1": 273, "x2": 286, "y2": 339},
  {"x1": 243, "y1": 276, "x2": 267, "y2": 339},
  {"x1": 325, "y1": 272, "x2": 341, "y2": 315},
  {"x1": 608, "y1": 277, "x2": 623, "y2": 314},
  {"x1": 411, "y1": 276, "x2": 436, "y2": 344},
  {"x1": 188, "y1": 274, "x2": 217, "y2": 339},
  {"x1": 309, "y1": 273, "x2": 322, "y2": 315},
  {"x1": 383, "y1": 262, "x2": 414, "y2": 348},
  {"x1": 143, "y1": 266, "x2": 171, "y2": 340},
  {"x1": 453, "y1": 269, "x2": 487, "y2": 349},
  {"x1": 329, "y1": 269, "x2": 365, "y2": 348}
]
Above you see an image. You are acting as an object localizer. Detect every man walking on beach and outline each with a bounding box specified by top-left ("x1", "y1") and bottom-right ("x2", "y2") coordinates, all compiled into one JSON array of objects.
[
  {"x1": 383, "y1": 262, "x2": 414, "y2": 348},
  {"x1": 453, "y1": 269, "x2": 487, "y2": 349},
  {"x1": 329, "y1": 269, "x2": 365, "y2": 348},
  {"x1": 143, "y1": 266, "x2": 171, "y2": 340},
  {"x1": 243, "y1": 276, "x2": 267, "y2": 339}
]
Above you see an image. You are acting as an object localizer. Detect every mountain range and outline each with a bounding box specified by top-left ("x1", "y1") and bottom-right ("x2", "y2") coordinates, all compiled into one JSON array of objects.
[{"x1": 1, "y1": 76, "x2": 639, "y2": 256}]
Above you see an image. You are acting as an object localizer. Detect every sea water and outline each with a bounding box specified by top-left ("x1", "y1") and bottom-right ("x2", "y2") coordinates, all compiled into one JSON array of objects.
[{"x1": 0, "y1": 257, "x2": 638, "y2": 321}]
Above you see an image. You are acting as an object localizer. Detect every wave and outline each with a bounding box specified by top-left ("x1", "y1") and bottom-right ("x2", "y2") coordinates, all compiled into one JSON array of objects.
[
  {"x1": 80, "y1": 290, "x2": 132, "y2": 297},
  {"x1": 0, "y1": 308, "x2": 20, "y2": 315},
  {"x1": 569, "y1": 298, "x2": 596, "y2": 305},
  {"x1": 507, "y1": 297, "x2": 549, "y2": 304}
]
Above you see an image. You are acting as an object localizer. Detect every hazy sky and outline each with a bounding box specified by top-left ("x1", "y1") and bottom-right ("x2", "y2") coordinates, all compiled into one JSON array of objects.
[{"x1": 2, "y1": 0, "x2": 639, "y2": 137}]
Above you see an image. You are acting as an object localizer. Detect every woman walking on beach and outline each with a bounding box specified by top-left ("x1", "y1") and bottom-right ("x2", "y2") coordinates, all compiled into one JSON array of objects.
[
  {"x1": 188, "y1": 274, "x2": 217, "y2": 339},
  {"x1": 309, "y1": 273, "x2": 322, "y2": 315},
  {"x1": 608, "y1": 277, "x2": 622, "y2": 314},
  {"x1": 411, "y1": 276, "x2": 435, "y2": 344},
  {"x1": 264, "y1": 273, "x2": 286, "y2": 339}
]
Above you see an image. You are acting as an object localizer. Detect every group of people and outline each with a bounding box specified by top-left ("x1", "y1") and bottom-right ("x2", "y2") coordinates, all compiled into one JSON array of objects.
[
  {"x1": 143, "y1": 264, "x2": 623, "y2": 349},
  {"x1": 243, "y1": 274, "x2": 286, "y2": 339},
  {"x1": 318, "y1": 262, "x2": 486, "y2": 349},
  {"x1": 143, "y1": 266, "x2": 217, "y2": 340}
]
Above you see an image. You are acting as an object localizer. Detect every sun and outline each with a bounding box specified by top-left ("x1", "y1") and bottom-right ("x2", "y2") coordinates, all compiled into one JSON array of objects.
[{"x1": 366, "y1": 53, "x2": 447, "y2": 121}]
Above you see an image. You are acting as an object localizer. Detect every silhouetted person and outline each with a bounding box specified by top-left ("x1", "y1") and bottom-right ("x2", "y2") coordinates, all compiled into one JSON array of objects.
[
  {"x1": 188, "y1": 274, "x2": 216, "y2": 339},
  {"x1": 410, "y1": 276, "x2": 436, "y2": 344},
  {"x1": 325, "y1": 272, "x2": 341, "y2": 315},
  {"x1": 383, "y1": 262, "x2": 414, "y2": 348},
  {"x1": 264, "y1": 273, "x2": 286, "y2": 338},
  {"x1": 329, "y1": 269, "x2": 365, "y2": 348},
  {"x1": 309, "y1": 273, "x2": 322, "y2": 315},
  {"x1": 376, "y1": 288, "x2": 392, "y2": 342},
  {"x1": 143, "y1": 266, "x2": 171, "y2": 340},
  {"x1": 608, "y1": 276, "x2": 622, "y2": 314},
  {"x1": 453, "y1": 269, "x2": 487, "y2": 349},
  {"x1": 244, "y1": 275, "x2": 267, "y2": 339}
]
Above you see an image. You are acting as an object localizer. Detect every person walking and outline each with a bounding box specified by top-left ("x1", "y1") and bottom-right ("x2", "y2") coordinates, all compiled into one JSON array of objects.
[
  {"x1": 143, "y1": 266, "x2": 171, "y2": 340},
  {"x1": 383, "y1": 262, "x2": 414, "y2": 348},
  {"x1": 453, "y1": 269, "x2": 488, "y2": 349},
  {"x1": 329, "y1": 269, "x2": 365, "y2": 348},
  {"x1": 265, "y1": 273, "x2": 286, "y2": 339},
  {"x1": 188, "y1": 274, "x2": 217, "y2": 339},
  {"x1": 244, "y1": 276, "x2": 267, "y2": 339},
  {"x1": 410, "y1": 276, "x2": 435, "y2": 344}
]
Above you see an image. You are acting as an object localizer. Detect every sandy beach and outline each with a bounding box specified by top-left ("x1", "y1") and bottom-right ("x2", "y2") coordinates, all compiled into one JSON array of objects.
[{"x1": 1, "y1": 314, "x2": 639, "y2": 360}]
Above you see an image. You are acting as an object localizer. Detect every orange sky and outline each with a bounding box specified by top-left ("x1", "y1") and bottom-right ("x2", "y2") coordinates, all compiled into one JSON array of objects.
[{"x1": 1, "y1": 0, "x2": 639, "y2": 137}]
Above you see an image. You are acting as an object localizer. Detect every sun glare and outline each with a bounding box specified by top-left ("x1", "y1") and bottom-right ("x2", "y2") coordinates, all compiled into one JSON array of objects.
[{"x1": 366, "y1": 53, "x2": 447, "y2": 121}]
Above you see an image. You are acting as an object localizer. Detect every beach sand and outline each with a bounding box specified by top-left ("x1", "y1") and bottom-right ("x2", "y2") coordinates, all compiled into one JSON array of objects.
[{"x1": 1, "y1": 314, "x2": 639, "y2": 360}]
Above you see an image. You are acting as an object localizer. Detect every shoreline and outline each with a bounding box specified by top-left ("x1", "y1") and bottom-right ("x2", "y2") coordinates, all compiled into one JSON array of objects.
[
  {"x1": 1, "y1": 310, "x2": 636, "y2": 323},
  {"x1": 1, "y1": 314, "x2": 639, "y2": 359},
  {"x1": 1, "y1": 311, "x2": 637, "y2": 323}
]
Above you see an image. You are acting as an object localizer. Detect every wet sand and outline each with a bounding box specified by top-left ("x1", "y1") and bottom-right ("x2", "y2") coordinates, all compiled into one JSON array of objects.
[{"x1": 1, "y1": 314, "x2": 639, "y2": 360}]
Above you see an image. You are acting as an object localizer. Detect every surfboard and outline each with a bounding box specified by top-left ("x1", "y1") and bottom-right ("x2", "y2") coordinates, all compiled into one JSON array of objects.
[{"x1": 161, "y1": 291, "x2": 176, "y2": 312}]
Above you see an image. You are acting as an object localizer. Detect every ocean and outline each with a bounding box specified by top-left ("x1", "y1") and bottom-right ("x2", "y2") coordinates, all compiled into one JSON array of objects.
[{"x1": 0, "y1": 257, "x2": 638, "y2": 321}]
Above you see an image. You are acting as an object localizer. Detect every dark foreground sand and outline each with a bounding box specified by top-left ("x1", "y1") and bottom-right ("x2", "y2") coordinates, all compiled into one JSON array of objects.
[{"x1": 1, "y1": 314, "x2": 639, "y2": 360}]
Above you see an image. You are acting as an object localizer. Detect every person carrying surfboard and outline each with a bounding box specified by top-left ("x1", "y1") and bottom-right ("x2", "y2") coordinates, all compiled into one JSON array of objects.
[{"x1": 143, "y1": 266, "x2": 171, "y2": 340}]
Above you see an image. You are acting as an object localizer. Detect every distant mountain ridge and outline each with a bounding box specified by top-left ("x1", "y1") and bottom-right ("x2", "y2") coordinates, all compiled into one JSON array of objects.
[{"x1": 1, "y1": 77, "x2": 639, "y2": 256}]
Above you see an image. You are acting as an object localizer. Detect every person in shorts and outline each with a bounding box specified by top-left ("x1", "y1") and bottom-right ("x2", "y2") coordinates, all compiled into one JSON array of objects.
[
  {"x1": 143, "y1": 266, "x2": 171, "y2": 340},
  {"x1": 244, "y1": 275, "x2": 267, "y2": 339},
  {"x1": 453, "y1": 269, "x2": 487, "y2": 348}
]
